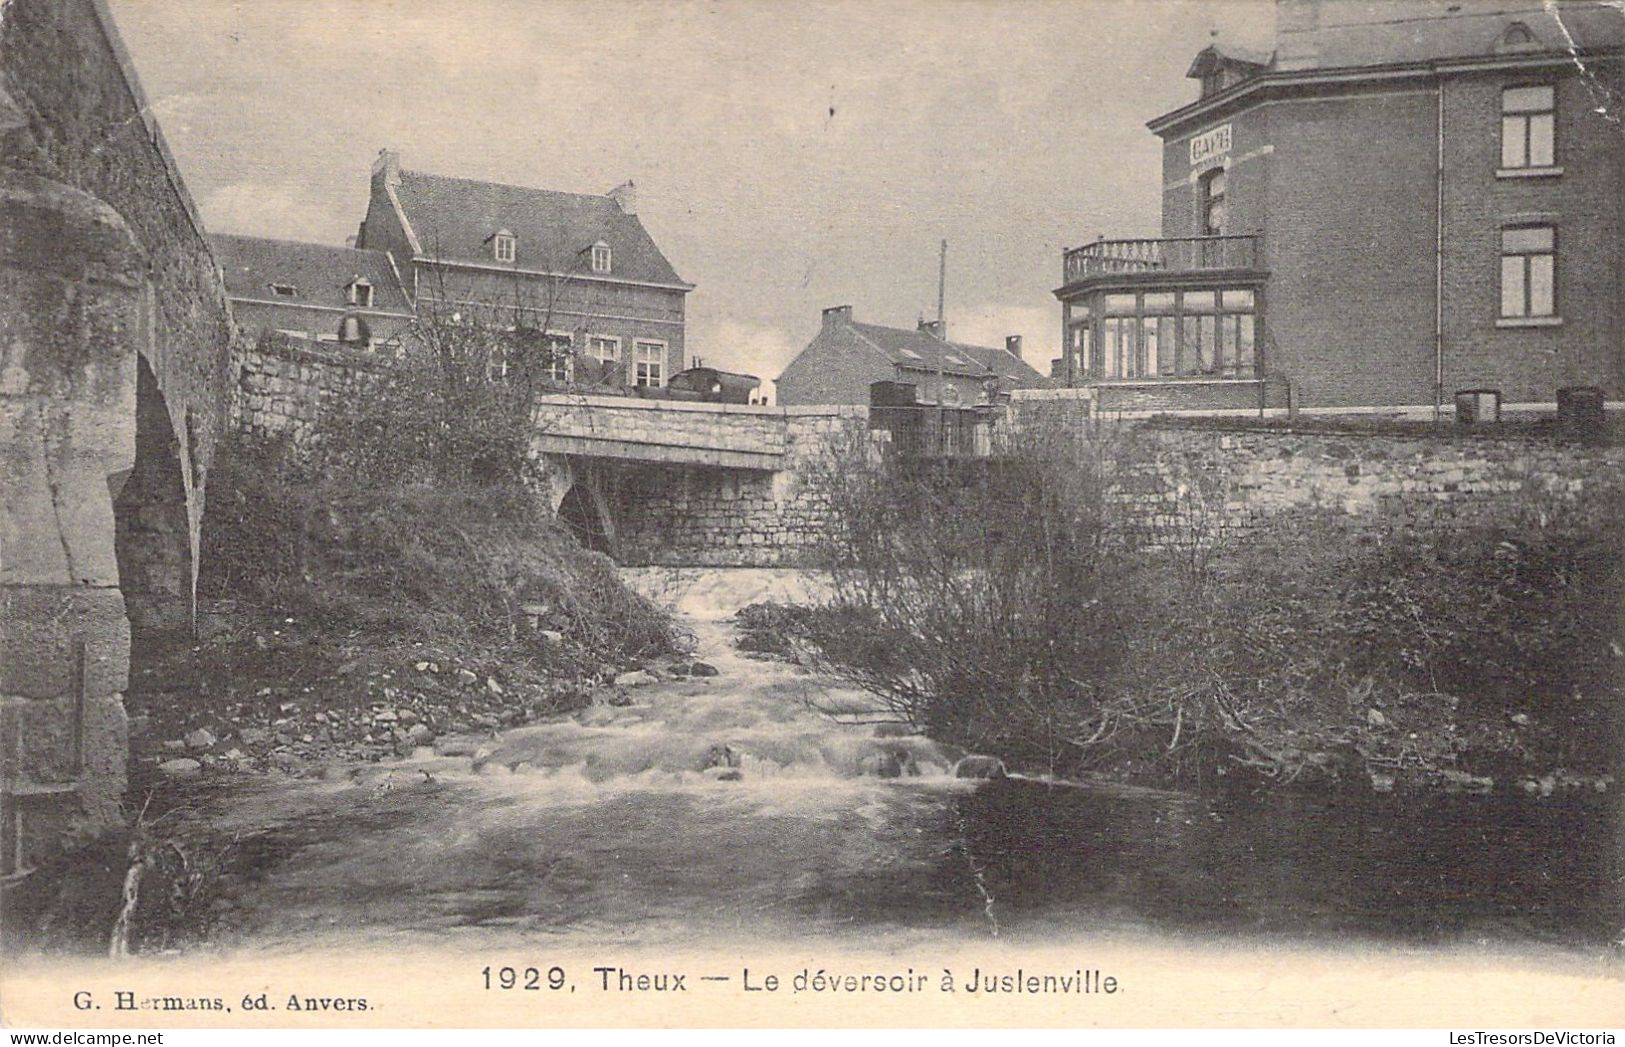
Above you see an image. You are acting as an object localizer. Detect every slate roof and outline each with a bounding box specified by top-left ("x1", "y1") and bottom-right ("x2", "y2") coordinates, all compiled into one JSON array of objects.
[
  {"x1": 1276, "y1": 0, "x2": 1623, "y2": 72},
  {"x1": 391, "y1": 169, "x2": 690, "y2": 288},
  {"x1": 849, "y1": 322, "x2": 1051, "y2": 387},
  {"x1": 959, "y1": 345, "x2": 1053, "y2": 390},
  {"x1": 210, "y1": 234, "x2": 412, "y2": 313}
]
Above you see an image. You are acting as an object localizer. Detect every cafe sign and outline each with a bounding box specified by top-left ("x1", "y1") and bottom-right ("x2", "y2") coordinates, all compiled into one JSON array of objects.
[{"x1": 1189, "y1": 123, "x2": 1232, "y2": 166}]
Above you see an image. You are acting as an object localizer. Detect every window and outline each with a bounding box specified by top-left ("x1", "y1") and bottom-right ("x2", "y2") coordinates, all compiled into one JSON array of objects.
[
  {"x1": 588, "y1": 334, "x2": 620, "y2": 363},
  {"x1": 270, "y1": 283, "x2": 297, "y2": 297},
  {"x1": 634, "y1": 341, "x2": 665, "y2": 387},
  {"x1": 1501, "y1": 85, "x2": 1554, "y2": 169},
  {"x1": 545, "y1": 333, "x2": 573, "y2": 383},
  {"x1": 591, "y1": 243, "x2": 612, "y2": 273},
  {"x1": 1068, "y1": 309, "x2": 1092, "y2": 379},
  {"x1": 1500, "y1": 225, "x2": 1555, "y2": 318},
  {"x1": 347, "y1": 280, "x2": 372, "y2": 308},
  {"x1": 493, "y1": 231, "x2": 517, "y2": 263},
  {"x1": 1199, "y1": 167, "x2": 1227, "y2": 236}
]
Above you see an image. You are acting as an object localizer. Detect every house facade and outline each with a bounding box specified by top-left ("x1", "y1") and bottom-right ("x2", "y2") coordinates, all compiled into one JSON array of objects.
[
  {"x1": 1054, "y1": 0, "x2": 1624, "y2": 413},
  {"x1": 357, "y1": 150, "x2": 692, "y2": 390},
  {"x1": 211, "y1": 234, "x2": 415, "y2": 351},
  {"x1": 777, "y1": 305, "x2": 1052, "y2": 406}
]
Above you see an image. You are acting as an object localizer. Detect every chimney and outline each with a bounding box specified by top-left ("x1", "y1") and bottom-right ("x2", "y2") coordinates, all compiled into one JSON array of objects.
[
  {"x1": 917, "y1": 318, "x2": 946, "y2": 341},
  {"x1": 1005, "y1": 335, "x2": 1023, "y2": 358},
  {"x1": 1274, "y1": 0, "x2": 1324, "y2": 70},
  {"x1": 372, "y1": 148, "x2": 401, "y2": 190},
  {"x1": 608, "y1": 180, "x2": 637, "y2": 215},
  {"x1": 822, "y1": 305, "x2": 853, "y2": 331}
]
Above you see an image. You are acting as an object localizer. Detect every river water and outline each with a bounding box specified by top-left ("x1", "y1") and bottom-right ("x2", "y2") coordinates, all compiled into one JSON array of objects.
[{"x1": 189, "y1": 569, "x2": 1622, "y2": 959}]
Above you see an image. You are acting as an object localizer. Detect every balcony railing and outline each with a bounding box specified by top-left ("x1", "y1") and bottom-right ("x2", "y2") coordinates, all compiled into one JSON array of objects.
[{"x1": 1063, "y1": 235, "x2": 1260, "y2": 284}]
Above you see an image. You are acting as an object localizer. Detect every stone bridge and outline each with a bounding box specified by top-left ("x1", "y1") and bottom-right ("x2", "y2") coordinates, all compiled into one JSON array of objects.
[
  {"x1": 1, "y1": 0, "x2": 235, "y2": 874},
  {"x1": 232, "y1": 345, "x2": 875, "y2": 568},
  {"x1": 516, "y1": 395, "x2": 870, "y2": 567}
]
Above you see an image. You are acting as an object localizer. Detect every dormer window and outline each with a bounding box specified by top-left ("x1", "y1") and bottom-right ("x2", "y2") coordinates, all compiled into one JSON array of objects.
[
  {"x1": 1495, "y1": 22, "x2": 1541, "y2": 54},
  {"x1": 590, "y1": 242, "x2": 612, "y2": 274},
  {"x1": 346, "y1": 279, "x2": 373, "y2": 308},
  {"x1": 270, "y1": 283, "x2": 297, "y2": 297},
  {"x1": 493, "y1": 230, "x2": 516, "y2": 263}
]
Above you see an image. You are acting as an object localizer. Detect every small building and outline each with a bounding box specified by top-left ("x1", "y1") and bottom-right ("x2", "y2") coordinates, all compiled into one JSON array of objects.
[
  {"x1": 357, "y1": 150, "x2": 692, "y2": 390},
  {"x1": 212, "y1": 234, "x2": 415, "y2": 352},
  {"x1": 776, "y1": 305, "x2": 1052, "y2": 406},
  {"x1": 664, "y1": 366, "x2": 762, "y2": 404},
  {"x1": 1053, "y1": 0, "x2": 1624, "y2": 413}
]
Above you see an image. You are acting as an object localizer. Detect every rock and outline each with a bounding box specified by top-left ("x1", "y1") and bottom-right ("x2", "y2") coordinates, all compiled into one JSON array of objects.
[
  {"x1": 538, "y1": 629, "x2": 564, "y2": 645},
  {"x1": 372, "y1": 709, "x2": 399, "y2": 724},
  {"x1": 159, "y1": 758, "x2": 202, "y2": 780},
  {"x1": 415, "y1": 661, "x2": 430, "y2": 672},
  {"x1": 701, "y1": 744, "x2": 742, "y2": 770},
  {"x1": 1439, "y1": 769, "x2": 1493, "y2": 794},
  {"x1": 434, "y1": 736, "x2": 484, "y2": 757},
  {"x1": 161, "y1": 739, "x2": 187, "y2": 753},
  {"x1": 1509, "y1": 712, "x2": 1532, "y2": 726},
  {"x1": 457, "y1": 669, "x2": 479, "y2": 686},
  {"x1": 223, "y1": 748, "x2": 246, "y2": 761},
  {"x1": 953, "y1": 755, "x2": 1007, "y2": 780},
  {"x1": 614, "y1": 670, "x2": 656, "y2": 688},
  {"x1": 397, "y1": 708, "x2": 420, "y2": 725},
  {"x1": 688, "y1": 661, "x2": 720, "y2": 678},
  {"x1": 1369, "y1": 771, "x2": 1396, "y2": 793},
  {"x1": 575, "y1": 705, "x2": 619, "y2": 727},
  {"x1": 1365, "y1": 708, "x2": 1388, "y2": 728},
  {"x1": 406, "y1": 723, "x2": 434, "y2": 746},
  {"x1": 606, "y1": 690, "x2": 635, "y2": 708},
  {"x1": 237, "y1": 726, "x2": 270, "y2": 746},
  {"x1": 185, "y1": 728, "x2": 218, "y2": 750},
  {"x1": 858, "y1": 750, "x2": 906, "y2": 778},
  {"x1": 486, "y1": 677, "x2": 505, "y2": 696}
]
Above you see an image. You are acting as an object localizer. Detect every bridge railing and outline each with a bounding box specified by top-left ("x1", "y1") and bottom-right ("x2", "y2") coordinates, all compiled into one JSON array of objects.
[{"x1": 869, "y1": 405, "x2": 993, "y2": 458}]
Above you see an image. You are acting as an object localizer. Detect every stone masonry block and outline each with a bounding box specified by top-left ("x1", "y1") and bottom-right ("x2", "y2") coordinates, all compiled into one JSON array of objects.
[{"x1": 0, "y1": 585, "x2": 131, "y2": 699}]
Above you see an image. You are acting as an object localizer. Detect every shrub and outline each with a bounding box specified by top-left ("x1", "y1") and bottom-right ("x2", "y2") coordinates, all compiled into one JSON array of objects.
[
  {"x1": 801, "y1": 423, "x2": 1624, "y2": 788},
  {"x1": 199, "y1": 435, "x2": 680, "y2": 668}
]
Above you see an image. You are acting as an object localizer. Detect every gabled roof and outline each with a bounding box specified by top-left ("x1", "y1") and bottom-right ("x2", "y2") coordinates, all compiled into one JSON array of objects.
[
  {"x1": 959, "y1": 345, "x2": 1053, "y2": 390},
  {"x1": 1275, "y1": 0, "x2": 1623, "y2": 72},
  {"x1": 390, "y1": 169, "x2": 690, "y2": 288},
  {"x1": 849, "y1": 322, "x2": 1051, "y2": 387},
  {"x1": 210, "y1": 234, "x2": 413, "y2": 313},
  {"x1": 1186, "y1": 43, "x2": 1274, "y2": 79}
]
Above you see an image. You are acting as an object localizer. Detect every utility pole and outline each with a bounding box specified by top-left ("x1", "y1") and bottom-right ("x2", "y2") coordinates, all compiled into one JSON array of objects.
[{"x1": 936, "y1": 239, "x2": 947, "y2": 454}]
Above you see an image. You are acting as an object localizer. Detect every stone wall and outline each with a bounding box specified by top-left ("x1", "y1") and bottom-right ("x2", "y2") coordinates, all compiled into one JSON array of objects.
[
  {"x1": 1, "y1": 0, "x2": 235, "y2": 870},
  {"x1": 1102, "y1": 420, "x2": 1625, "y2": 550},
  {"x1": 232, "y1": 334, "x2": 388, "y2": 447},
  {"x1": 608, "y1": 408, "x2": 871, "y2": 567}
]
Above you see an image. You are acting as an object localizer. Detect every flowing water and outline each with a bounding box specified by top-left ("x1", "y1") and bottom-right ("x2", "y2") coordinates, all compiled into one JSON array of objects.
[{"x1": 189, "y1": 569, "x2": 1622, "y2": 957}]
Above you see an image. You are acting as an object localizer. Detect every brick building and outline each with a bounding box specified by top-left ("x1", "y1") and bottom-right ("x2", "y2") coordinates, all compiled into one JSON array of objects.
[
  {"x1": 1054, "y1": 0, "x2": 1624, "y2": 413},
  {"x1": 777, "y1": 306, "x2": 1052, "y2": 406},
  {"x1": 211, "y1": 234, "x2": 415, "y2": 352},
  {"x1": 357, "y1": 150, "x2": 692, "y2": 390}
]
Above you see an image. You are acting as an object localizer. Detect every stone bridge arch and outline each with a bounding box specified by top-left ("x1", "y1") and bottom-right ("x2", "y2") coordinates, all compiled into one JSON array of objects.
[
  {"x1": 537, "y1": 453, "x2": 617, "y2": 558},
  {"x1": 1, "y1": 0, "x2": 235, "y2": 875}
]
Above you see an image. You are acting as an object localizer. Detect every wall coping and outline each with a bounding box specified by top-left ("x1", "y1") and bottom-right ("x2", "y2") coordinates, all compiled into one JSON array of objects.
[
  {"x1": 533, "y1": 393, "x2": 866, "y2": 420},
  {"x1": 84, "y1": 0, "x2": 212, "y2": 254},
  {"x1": 244, "y1": 336, "x2": 394, "y2": 372}
]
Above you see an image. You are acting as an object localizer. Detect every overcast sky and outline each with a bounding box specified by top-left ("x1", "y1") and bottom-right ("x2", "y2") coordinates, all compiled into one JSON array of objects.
[{"x1": 110, "y1": 0, "x2": 1275, "y2": 389}]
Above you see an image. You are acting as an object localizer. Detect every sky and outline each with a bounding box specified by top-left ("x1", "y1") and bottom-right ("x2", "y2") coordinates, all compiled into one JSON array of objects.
[{"x1": 110, "y1": 0, "x2": 1276, "y2": 391}]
